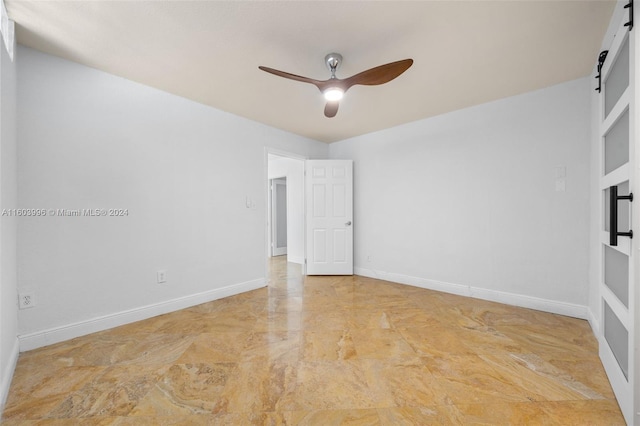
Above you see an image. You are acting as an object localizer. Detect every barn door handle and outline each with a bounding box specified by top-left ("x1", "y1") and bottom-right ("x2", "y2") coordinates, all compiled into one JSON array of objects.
[{"x1": 610, "y1": 185, "x2": 634, "y2": 246}]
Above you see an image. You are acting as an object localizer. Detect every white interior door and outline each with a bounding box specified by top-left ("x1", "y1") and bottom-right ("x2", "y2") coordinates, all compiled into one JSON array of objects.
[
  {"x1": 597, "y1": 12, "x2": 637, "y2": 425},
  {"x1": 305, "y1": 160, "x2": 353, "y2": 275},
  {"x1": 271, "y1": 178, "x2": 287, "y2": 256}
]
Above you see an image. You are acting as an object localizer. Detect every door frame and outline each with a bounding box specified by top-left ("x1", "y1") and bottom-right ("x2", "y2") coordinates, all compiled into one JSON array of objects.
[{"x1": 264, "y1": 148, "x2": 308, "y2": 277}]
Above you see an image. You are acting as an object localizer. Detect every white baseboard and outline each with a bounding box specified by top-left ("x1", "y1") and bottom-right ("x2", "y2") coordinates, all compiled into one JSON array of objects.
[
  {"x1": 18, "y1": 278, "x2": 265, "y2": 352},
  {"x1": 354, "y1": 267, "x2": 588, "y2": 319},
  {"x1": 0, "y1": 337, "x2": 19, "y2": 415}
]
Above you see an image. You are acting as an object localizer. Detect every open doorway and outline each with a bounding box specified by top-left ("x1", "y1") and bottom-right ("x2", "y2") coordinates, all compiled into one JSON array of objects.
[
  {"x1": 270, "y1": 177, "x2": 287, "y2": 257},
  {"x1": 266, "y1": 152, "x2": 305, "y2": 265}
]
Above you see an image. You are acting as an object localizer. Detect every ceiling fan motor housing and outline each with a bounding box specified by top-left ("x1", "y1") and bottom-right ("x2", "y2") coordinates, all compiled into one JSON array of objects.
[{"x1": 325, "y1": 53, "x2": 343, "y2": 76}]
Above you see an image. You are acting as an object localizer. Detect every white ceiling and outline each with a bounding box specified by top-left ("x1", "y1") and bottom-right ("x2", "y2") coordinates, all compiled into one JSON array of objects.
[{"x1": 6, "y1": 1, "x2": 615, "y2": 143}]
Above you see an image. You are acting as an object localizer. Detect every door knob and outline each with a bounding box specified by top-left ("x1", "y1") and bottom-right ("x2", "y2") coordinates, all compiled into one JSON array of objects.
[{"x1": 345, "y1": 221, "x2": 352, "y2": 226}]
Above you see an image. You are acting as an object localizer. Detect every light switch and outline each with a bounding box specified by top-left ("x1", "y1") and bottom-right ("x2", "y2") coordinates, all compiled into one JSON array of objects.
[{"x1": 555, "y1": 178, "x2": 566, "y2": 192}]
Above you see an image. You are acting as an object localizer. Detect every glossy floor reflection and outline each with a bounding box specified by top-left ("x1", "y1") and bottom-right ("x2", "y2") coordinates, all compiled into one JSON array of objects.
[{"x1": 2, "y1": 257, "x2": 625, "y2": 425}]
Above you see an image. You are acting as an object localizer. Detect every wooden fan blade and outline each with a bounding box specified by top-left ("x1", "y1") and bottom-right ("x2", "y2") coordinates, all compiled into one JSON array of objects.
[
  {"x1": 342, "y1": 59, "x2": 413, "y2": 90},
  {"x1": 324, "y1": 101, "x2": 339, "y2": 118},
  {"x1": 258, "y1": 66, "x2": 323, "y2": 89}
]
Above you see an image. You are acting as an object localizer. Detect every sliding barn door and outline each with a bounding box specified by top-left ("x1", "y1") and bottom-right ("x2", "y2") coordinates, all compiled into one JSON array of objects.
[
  {"x1": 597, "y1": 9, "x2": 638, "y2": 424},
  {"x1": 305, "y1": 160, "x2": 353, "y2": 275}
]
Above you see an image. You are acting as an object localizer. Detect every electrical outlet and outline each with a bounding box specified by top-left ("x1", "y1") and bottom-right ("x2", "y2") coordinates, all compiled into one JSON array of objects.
[
  {"x1": 18, "y1": 292, "x2": 36, "y2": 309},
  {"x1": 157, "y1": 270, "x2": 167, "y2": 284}
]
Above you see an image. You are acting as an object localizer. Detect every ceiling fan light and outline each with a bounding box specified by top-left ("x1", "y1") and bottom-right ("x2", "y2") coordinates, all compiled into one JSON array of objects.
[{"x1": 323, "y1": 87, "x2": 344, "y2": 101}]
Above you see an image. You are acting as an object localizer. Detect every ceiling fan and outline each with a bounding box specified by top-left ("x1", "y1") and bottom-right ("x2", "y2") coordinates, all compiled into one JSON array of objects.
[{"x1": 258, "y1": 53, "x2": 414, "y2": 118}]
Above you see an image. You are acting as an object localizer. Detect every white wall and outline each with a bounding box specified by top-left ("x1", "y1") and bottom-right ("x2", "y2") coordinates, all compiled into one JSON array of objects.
[
  {"x1": 268, "y1": 155, "x2": 304, "y2": 264},
  {"x1": 17, "y1": 46, "x2": 327, "y2": 349},
  {"x1": 0, "y1": 32, "x2": 18, "y2": 409},
  {"x1": 330, "y1": 78, "x2": 592, "y2": 316}
]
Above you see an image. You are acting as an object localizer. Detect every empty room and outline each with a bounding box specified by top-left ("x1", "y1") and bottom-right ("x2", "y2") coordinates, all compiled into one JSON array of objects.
[{"x1": 0, "y1": 0, "x2": 638, "y2": 424}]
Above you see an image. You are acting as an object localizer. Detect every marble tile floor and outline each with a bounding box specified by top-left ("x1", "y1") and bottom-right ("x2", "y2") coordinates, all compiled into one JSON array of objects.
[{"x1": 2, "y1": 256, "x2": 625, "y2": 425}]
